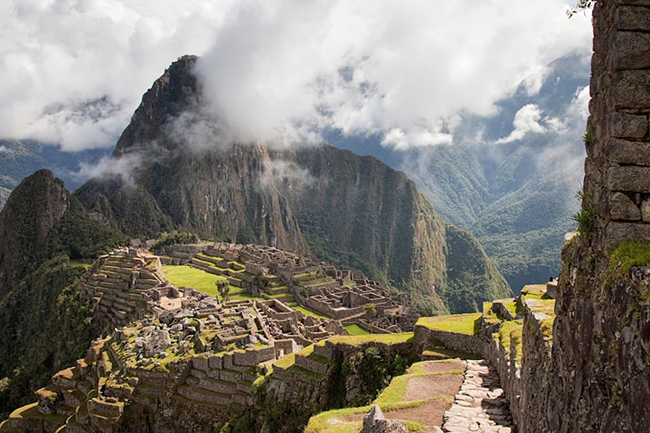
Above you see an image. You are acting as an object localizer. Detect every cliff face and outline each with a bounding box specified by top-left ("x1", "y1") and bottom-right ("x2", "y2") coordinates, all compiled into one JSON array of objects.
[{"x1": 75, "y1": 56, "x2": 511, "y2": 314}]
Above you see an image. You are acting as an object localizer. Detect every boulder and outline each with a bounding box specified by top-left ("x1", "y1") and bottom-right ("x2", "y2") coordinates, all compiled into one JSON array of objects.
[{"x1": 362, "y1": 405, "x2": 408, "y2": 433}]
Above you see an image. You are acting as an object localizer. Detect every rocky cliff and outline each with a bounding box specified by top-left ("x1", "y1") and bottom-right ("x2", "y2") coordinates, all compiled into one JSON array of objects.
[
  {"x1": 0, "y1": 170, "x2": 70, "y2": 298},
  {"x1": 76, "y1": 55, "x2": 511, "y2": 315}
]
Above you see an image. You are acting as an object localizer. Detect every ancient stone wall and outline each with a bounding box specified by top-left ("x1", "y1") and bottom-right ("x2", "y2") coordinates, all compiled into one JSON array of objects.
[
  {"x1": 513, "y1": 2, "x2": 650, "y2": 431},
  {"x1": 585, "y1": 0, "x2": 650, "y2": 252}
]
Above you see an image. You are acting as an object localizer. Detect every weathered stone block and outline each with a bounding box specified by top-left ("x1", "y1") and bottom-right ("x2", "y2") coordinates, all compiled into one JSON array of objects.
[
  {"x1": 609, "y1": 192, "x2": 641, "y2": 221},
  {"x1": 605, "y1": 222, "x2": 650, "y2": 249},
  {"x1": 612, "y1": 70, "x2": 650, "y2": 109},
  {"x1": 219, "y1": 369, "x2": 240, "y2": 383},
  {"x1": 613, "y1": 32, "x2": 650, "y2": 70},
  {"x1": 607, "y1": 166, "x2": 650, "y2": 192},
  {"x1": 609, "y1": 113, "x2": 648, "y2": 139},
  {"x1": 615, "y1": 6, "x2": 650, "y2": 31},
  {"x1": 608, "y1": 139, "x2": 650, "y2": 166},
  {"x1": 223, "y1": 353, "x2": 233, "y2": 369},
  {"x1": 641, "y1": 200, "x2": 650, "y2": 222},
  {"x1": 208, "y1": 355, "x2": 223, "y2": 369},
  {"x1": 191, "y1": 355, "x2": 208, "y2": 371}
]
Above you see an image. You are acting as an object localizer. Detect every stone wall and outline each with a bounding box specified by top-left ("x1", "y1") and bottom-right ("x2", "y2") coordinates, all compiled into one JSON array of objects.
[
  {"x1": 584, "y1": 0, "x2": 650, "y2": 252},
  {"x1": 502, "y1": 2, "x2": 650, "y2": 431}
]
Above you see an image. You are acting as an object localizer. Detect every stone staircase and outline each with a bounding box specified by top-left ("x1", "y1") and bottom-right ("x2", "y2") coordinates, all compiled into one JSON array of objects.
[{"x1": 442, "y1": 360, "x2": 513, "y2": 433}]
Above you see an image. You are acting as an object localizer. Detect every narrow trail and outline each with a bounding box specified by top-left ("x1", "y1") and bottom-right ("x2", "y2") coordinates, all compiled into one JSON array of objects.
[{"x1": 442, "y1": 359, "x2": 514, "y2": 433}]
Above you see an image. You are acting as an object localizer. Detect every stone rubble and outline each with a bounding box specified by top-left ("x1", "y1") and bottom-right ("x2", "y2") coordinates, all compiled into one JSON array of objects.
[{"x1": 442, "y1": 360, "x2": 514, "y2": 433}]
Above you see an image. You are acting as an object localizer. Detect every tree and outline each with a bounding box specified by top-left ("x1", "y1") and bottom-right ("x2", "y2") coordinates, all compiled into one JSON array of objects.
[
  {"x1": 216, "y1": 279, "x2": 230, "y2": 302},
  {"x1": 568, "y1": 1, "x2": 595, "y2": 18},
  {"x1": 245, "y1": 272, "x2": 269, "y2": 297},
  {"x1": 363, "y1": 303, "x2": 377, "y2": 319}
]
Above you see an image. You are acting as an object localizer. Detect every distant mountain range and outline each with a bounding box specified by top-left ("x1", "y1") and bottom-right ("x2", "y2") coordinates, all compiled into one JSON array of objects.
[
  {"x1": 0, "y1": 139, "x2": 109, "y2": 209},
  {"x1": 327, "y1": 53, "x2": 590, "y2": 292}
]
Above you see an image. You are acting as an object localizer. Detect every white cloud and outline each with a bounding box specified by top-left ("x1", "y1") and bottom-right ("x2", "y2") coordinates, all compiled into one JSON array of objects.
[
  {"x1": 522, "y1": 65, "x2": 551, "y2": 96},
  {"x1": 196, "y1": 0, "x2": 593, "y2": 149},
  {"x1": 0, "y1": 0, "x2": 593, "y2": 151},
  {"x1": 259, "y1": 159, "x2": 315, "y2": 191},
  {"x1": 75, "y1": 153, "x2": 143, "y2": 185},
  {"x1": 495, "y1": 104, "x2": 547, "y2": 144}
]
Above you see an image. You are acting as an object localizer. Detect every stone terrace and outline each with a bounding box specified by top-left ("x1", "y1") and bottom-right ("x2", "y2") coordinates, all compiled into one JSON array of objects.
[{"x1": 80, "y1": 247, "x2": 166, "y2": 331}]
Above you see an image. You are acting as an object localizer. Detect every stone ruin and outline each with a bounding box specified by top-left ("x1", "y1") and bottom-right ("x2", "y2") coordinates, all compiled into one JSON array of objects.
[{"x1": 161, "y1": 241, "x2": 419, "y2": 334}]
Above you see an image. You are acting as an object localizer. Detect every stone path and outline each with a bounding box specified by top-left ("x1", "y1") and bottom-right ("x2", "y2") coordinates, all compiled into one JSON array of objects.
[{"x1": 442, "y1": 360, "x2": 514, "y2": 433}]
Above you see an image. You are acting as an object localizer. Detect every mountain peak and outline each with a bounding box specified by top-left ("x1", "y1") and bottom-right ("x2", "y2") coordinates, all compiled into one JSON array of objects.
[
  {"x1": 113, "y1": 55, "x2": 199, "y2": 157},
  {"x1": 0, "y1": 169, "x2": 70, "y2": 297}
]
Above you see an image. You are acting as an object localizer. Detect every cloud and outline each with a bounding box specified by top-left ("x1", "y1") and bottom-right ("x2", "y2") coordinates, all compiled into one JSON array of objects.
[
  {"x1": 195, "y1": 0, "x2": 593, "y2": 149},
  {"x1": 0, "y1": 0, "x2": 238, "y2": 150},
  {"x1": 75, "y1": 153, "x2": 144, "y2": 185},
  {"x1": 1, "y1": 0, "x2": 592, "y2": 152},
  {"x1": 495, "y1": 104, "x2": 547, "y2": 144},
  {"x1": 259, "y1": 158, "x2": 315, "y2": 191}
]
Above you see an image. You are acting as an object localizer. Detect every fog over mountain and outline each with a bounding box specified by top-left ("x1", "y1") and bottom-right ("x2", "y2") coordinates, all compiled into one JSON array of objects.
[{"x1": 0, "y1": 1, "x2": 593, "y2": 287}]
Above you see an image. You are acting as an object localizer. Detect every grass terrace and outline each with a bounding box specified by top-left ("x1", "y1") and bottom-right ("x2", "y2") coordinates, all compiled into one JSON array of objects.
[
  {"x1": 520, "y1": 284, "x2": 548, "y2": 300},
  {"x1": 161, "y1": 265, "x2": 262, "y2": 301},
  {"x1": 68, "y1": 259, "x2": 91, "y2": 269},
  {"x1": 305, "y1": 360, "x2": 464, "y2": 432},
  {"x1": 8, "y1": 402, "x2": 68, "y2": 423},
  {"x1": 325, "y1": 332, "x2": 413, "y2": 346},
  {"x1": 344, "y1": 323, "x2": 370, "y2": 336},
  {"x1": 416, "y1": 313, "x2": 482, "y2": 336},
  {"x1": 293, "y1": 305, "x2": 330, "y2": 319}
]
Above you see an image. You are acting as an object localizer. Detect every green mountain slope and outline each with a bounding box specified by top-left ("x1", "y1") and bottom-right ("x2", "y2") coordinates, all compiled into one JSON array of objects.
[
  {"x1": 408, "y1": 140, "x2": 578, "y2": 292},
  {"x1": 0, "y1": 170, "x2": 126, "y2": 417}
]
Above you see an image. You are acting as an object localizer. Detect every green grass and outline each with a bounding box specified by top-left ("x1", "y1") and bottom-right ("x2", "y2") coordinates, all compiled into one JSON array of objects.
[
  {"x1": 609, "y1": 241, "x2": 650, "y2": 278},
  {"x1": 345, "y1": 323, "x2": 370, "y2": 336},
  {"x1": 416, "y1": 313, "x2": 481, "y2": 336},
  {"x1": 305, "y1": 403, "x2": 427, "y2": 433},
  {"x1": 160, "y1": 265, "x2": 261, "y2": 299},
  {"x1": 497, "y1": 320, "x2": 523, "y2": 363},
  {"x1": 520, "y1": 284, "x2": 548, "y2": 300},
  {"x1": 422, "y1": 347, "x2": 482, "y2": 360},
  {"x1": 374, "y1": 368, "x2": 463, "y2": 407},
  {"x1": 501, "y1": 301, "x2": 518, "y2": 317},
  {"x1": 325, "y1": 333, "x2": 413, "y2": 346},
  {"x1": 294, "y1": 305, "x2": 330, "y2": 319},
  {"x1": 68, "y1": 259, "x2": 90, "y2": 269},
  {"x1": 273, "y1": 353, "x2": 296, "y2": 370}
]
